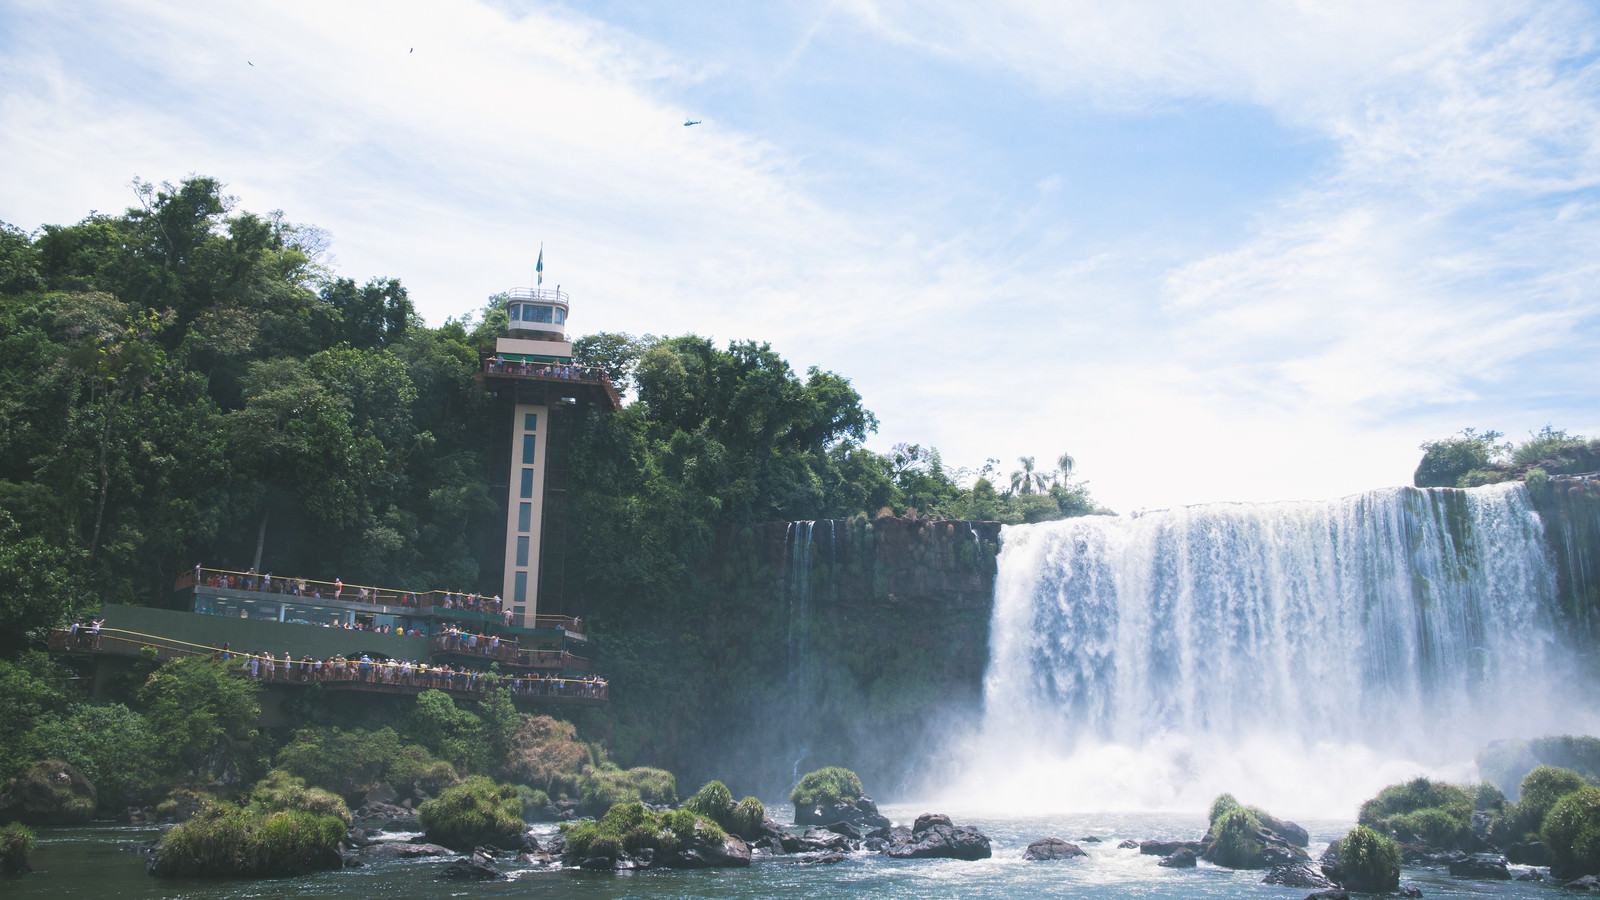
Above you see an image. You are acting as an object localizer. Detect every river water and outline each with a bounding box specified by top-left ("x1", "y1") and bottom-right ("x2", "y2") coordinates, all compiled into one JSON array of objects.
[{"x1": 9, "y1": 806, "x2": 1562, "y2": 899}]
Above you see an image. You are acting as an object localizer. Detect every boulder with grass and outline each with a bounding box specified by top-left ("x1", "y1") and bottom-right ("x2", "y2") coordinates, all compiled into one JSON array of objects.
[
  {"x1": 0, "y1": 760, "x2": 96, "y2": 826},
  {"x1": 419, "y1": 776, "x2": 528, "y2": 852},
  {"x1": 148, "y1": 801, "x2": 346, "y2": 877},
  {"x1": 1200, "y1": 794, "x2": 1308, "y2": 869},
  {"x1": 559, "y1": 800, "x2": 750, "y2": 870},
  {"x1": 1323, "y1": 825, "x2": 1401, "y2": 893},
  {"x1": 682, "y1": 781, "x2": 767, "y2": 841},
  {"x1": 790, "y1": 767, "x2": 889, "y2": 829},
  {"x1": 1, "y1": 822, "x2": 37, "y2": 875}
]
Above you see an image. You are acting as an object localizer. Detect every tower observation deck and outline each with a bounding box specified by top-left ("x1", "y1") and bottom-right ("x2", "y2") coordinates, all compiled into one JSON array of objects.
[{"x1": 477, "y1": 285, "x2": 620, "y2": 627}]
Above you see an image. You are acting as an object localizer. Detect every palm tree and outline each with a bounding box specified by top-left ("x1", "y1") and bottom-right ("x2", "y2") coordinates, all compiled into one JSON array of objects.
[
  {"x1": 1054, "y1": 451, "x2": 1075, "y2": 487},
  {"x1": 1010, "y1": 456, "x2": 1048, "y2": 495}
]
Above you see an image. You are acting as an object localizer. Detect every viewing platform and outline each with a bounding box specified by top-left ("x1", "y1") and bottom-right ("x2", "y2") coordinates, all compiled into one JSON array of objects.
[
  {"x1": 477, "y1": 354, "x2": 622, "y2": 411},
  {"x1": 48, "y1": 622, "x2": 605, "y2": 705},
  {"x1": 48, "y1": 565, "x2": 610, "y2": 706}
]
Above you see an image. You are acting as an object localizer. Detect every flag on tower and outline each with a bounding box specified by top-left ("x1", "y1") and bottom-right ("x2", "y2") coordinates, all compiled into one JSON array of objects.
[{"x1": 536, "y1": 245, "x2": 544, "y2": 286}]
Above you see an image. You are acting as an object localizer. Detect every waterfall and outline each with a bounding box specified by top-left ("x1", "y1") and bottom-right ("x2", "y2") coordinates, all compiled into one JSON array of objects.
[
  {"x1": 966, "y1": 482, "x2": 1598, "y2": 815},
  {"x1": 784, "y1": 520, "x2": 818, "y2": 779}
]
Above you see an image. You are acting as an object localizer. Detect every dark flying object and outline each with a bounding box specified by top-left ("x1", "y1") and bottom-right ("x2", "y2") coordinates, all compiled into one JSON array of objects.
[
  {"x1": 248, "y1": 61, "x2": 254, "y2": 66},
  {"x1": 683, "y1": 119, "x2": 701, "y2": 126},
  {"x1": 410, "y1": 48, "x2": 414, "y2": 53}
]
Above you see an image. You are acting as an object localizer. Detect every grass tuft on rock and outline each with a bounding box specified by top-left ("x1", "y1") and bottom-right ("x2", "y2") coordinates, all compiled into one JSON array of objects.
[
  {"x1": 684, "y1": 780, "x2": 734, "y2": 824},
  {"x1": 150, "y1": 796, "x2": 346, "y2": 878},
  {"x1": 730, "y1": 796, "x2": 766, "y2": 839},
  {"x1": 1, "y1": 822, "x2": 37, "y2": 875},
  {"x1": 790, "y1": 767, "x2": 862, "y2": 810},
  {"x1": 418, "y1": 775, "x2": 526, "y2": 851},
  {"x1": 1335, "y1": 825, "x2": 1401, "y2": 892}
]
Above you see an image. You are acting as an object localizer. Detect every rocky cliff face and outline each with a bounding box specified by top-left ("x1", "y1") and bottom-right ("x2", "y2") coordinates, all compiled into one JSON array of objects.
[
  {"x1": 1528, "y1": 475, "x2": 1600, "y2": 659},
  {"x1": 678, "y1": 517, "x2": 1001, "y2": 800}
]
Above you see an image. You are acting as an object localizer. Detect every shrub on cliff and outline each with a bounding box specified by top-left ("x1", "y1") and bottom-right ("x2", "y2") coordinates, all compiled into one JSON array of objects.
[
  {"x1": 498, "y1": 714, "x2": 590, "y2": 795},
  {"x1": 418, "y1": 776, "x2": 526, "y2": 851},
  {"x1": 577, "y1": 764, "x2": 677, "y2": 816},
  {"x1": 23, "y1": 702, "x2": 156, "y2": 810},
  {"x1": 0, "y1": 822, "x2": 36, "y2": 874},
  {"x1": 1358, "y1": 776, "x2": 1474, "y2": 848},
  {"x1": 248, "y1": 770, "x2": 350, "y2": 826},
  {"x1": 1334, "y1": 825, "x2": 1401, "y2": 892},
  {"x1": 791, "y1": 766, "x2": 863, "y2": 810},
  {"x1": 275, "y1": 726, "x2": 457, "y2": 802},
  {"x1": 1543, "y1": 786, "x2": 1600, "y2": 879}
]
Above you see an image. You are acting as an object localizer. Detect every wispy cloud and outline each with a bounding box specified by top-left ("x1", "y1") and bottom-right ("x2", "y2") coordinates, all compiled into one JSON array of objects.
[{"x1": 2, "y1": 0, "x2": 1596, "y2": 510}]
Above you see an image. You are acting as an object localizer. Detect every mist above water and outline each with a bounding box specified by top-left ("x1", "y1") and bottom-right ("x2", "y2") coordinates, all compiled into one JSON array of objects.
[{"x1": 950, "y1": 483, "x2": 1597, "y2": 818}]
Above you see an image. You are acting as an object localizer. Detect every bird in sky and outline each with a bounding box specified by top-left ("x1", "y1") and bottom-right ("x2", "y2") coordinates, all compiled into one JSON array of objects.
[
  {"x1": 247, "y1": 61, "x2": 254, "y2": 66},
  {"x1": 409, "y1": 48, "x2": 414, "y2": 53},
  {"x1": 684, "y1": 119, "x2": 701, "y2": 126}
]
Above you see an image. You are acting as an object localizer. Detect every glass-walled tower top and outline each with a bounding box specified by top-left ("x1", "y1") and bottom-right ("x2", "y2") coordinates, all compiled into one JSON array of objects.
[{"x1": 505, "y1": 287, "x2": 568, "y2": 342}]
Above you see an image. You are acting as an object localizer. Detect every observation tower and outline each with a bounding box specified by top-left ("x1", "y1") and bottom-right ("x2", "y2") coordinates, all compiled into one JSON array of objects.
[{"x1": 478, "y1": 286, "x2": 620, "y2": 627}]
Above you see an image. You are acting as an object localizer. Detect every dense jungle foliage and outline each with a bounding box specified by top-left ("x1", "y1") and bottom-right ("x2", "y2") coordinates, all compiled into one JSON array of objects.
[
  {"x1": 0, "y1": 176, "x2": 1105, "y2": 807},
  {"x1": 0, "y1": 176, "x2": 1100, "y2": 646}
]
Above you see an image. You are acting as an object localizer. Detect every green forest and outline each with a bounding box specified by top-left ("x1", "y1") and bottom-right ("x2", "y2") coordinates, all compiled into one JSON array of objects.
[
  {"x1": 0, "y1": 176, "x2": 1102, "y2": 645},
  {"x1": 0, "y1": 176, "x2": 1106, "y2": 804}
]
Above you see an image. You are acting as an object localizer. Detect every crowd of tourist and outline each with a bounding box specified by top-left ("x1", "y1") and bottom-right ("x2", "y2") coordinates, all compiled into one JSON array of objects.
[
  {"x1": 484, "y1": 358, "x2": 601, "y2": 381},
  {"x1": 225, "y1": 647, "x2": 608, "y2": 700},
  {"x1": 64, "y1": 617, "x2": 104, "y2": 649},
  {"x1": 192, "y1": 565, "x2": 534, "y2": 628}
]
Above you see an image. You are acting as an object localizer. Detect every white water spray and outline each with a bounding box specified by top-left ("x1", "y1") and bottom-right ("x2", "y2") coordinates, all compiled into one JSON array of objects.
[{"x1": 958, "y1": 483, "x2": 1595, "y2": 817}]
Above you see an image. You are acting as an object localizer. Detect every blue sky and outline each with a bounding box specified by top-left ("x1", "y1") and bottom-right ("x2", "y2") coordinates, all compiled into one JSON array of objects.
[{"x1": 3, "y1": 0, "x2": 1597, "y2": 512}]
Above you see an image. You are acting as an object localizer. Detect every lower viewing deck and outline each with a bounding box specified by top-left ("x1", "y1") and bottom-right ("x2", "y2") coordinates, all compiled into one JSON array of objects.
[{"x1": 49, "y1": 605, "x2": 607, "y2": 706}]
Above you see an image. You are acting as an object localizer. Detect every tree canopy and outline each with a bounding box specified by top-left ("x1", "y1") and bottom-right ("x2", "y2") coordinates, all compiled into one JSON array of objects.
[{"x1": 0, "y1": 174, "x2": 1104, "y2": 668}]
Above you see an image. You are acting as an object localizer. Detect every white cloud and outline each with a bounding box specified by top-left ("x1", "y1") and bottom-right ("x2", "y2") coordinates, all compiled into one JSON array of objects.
[{"x1": 2, "y1": 0, "x2": 1597, "y2": 512}]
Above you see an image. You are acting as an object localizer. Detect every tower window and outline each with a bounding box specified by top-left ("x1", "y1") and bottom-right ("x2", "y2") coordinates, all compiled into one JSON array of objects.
[
  {"x1": 514, "y1": 572, "x2": 528, "y2": 605},
  {"x1": 516, "y1": 536, "x2": 530, "y2": 567},
  {"x1": 520, "y1": 468, "x2": 535, "y2": 498},
  {"x1": 518, "y1": 502, "x2": 532, "y2": 532},
  {"x1": 524, "y1": 413, "x2": 538, "y2": 431},
  {"x1": 522, "y1": 435, "x2": 537, "y2": 465}
]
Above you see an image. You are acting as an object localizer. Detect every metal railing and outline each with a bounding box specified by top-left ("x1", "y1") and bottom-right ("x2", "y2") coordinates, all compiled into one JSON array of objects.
[
  {"x1": 176, "y1": 567, "x2": 585, "y2": 635},
  {"x1": 47, "y1": 626, "x2": 608, "y2": 703},
  {"x1": 480, "y1": 358, "x2": 609, "y2": 385},
  {"x1": 506, "y1": 287, "x2": 569, "y2": 305}
]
